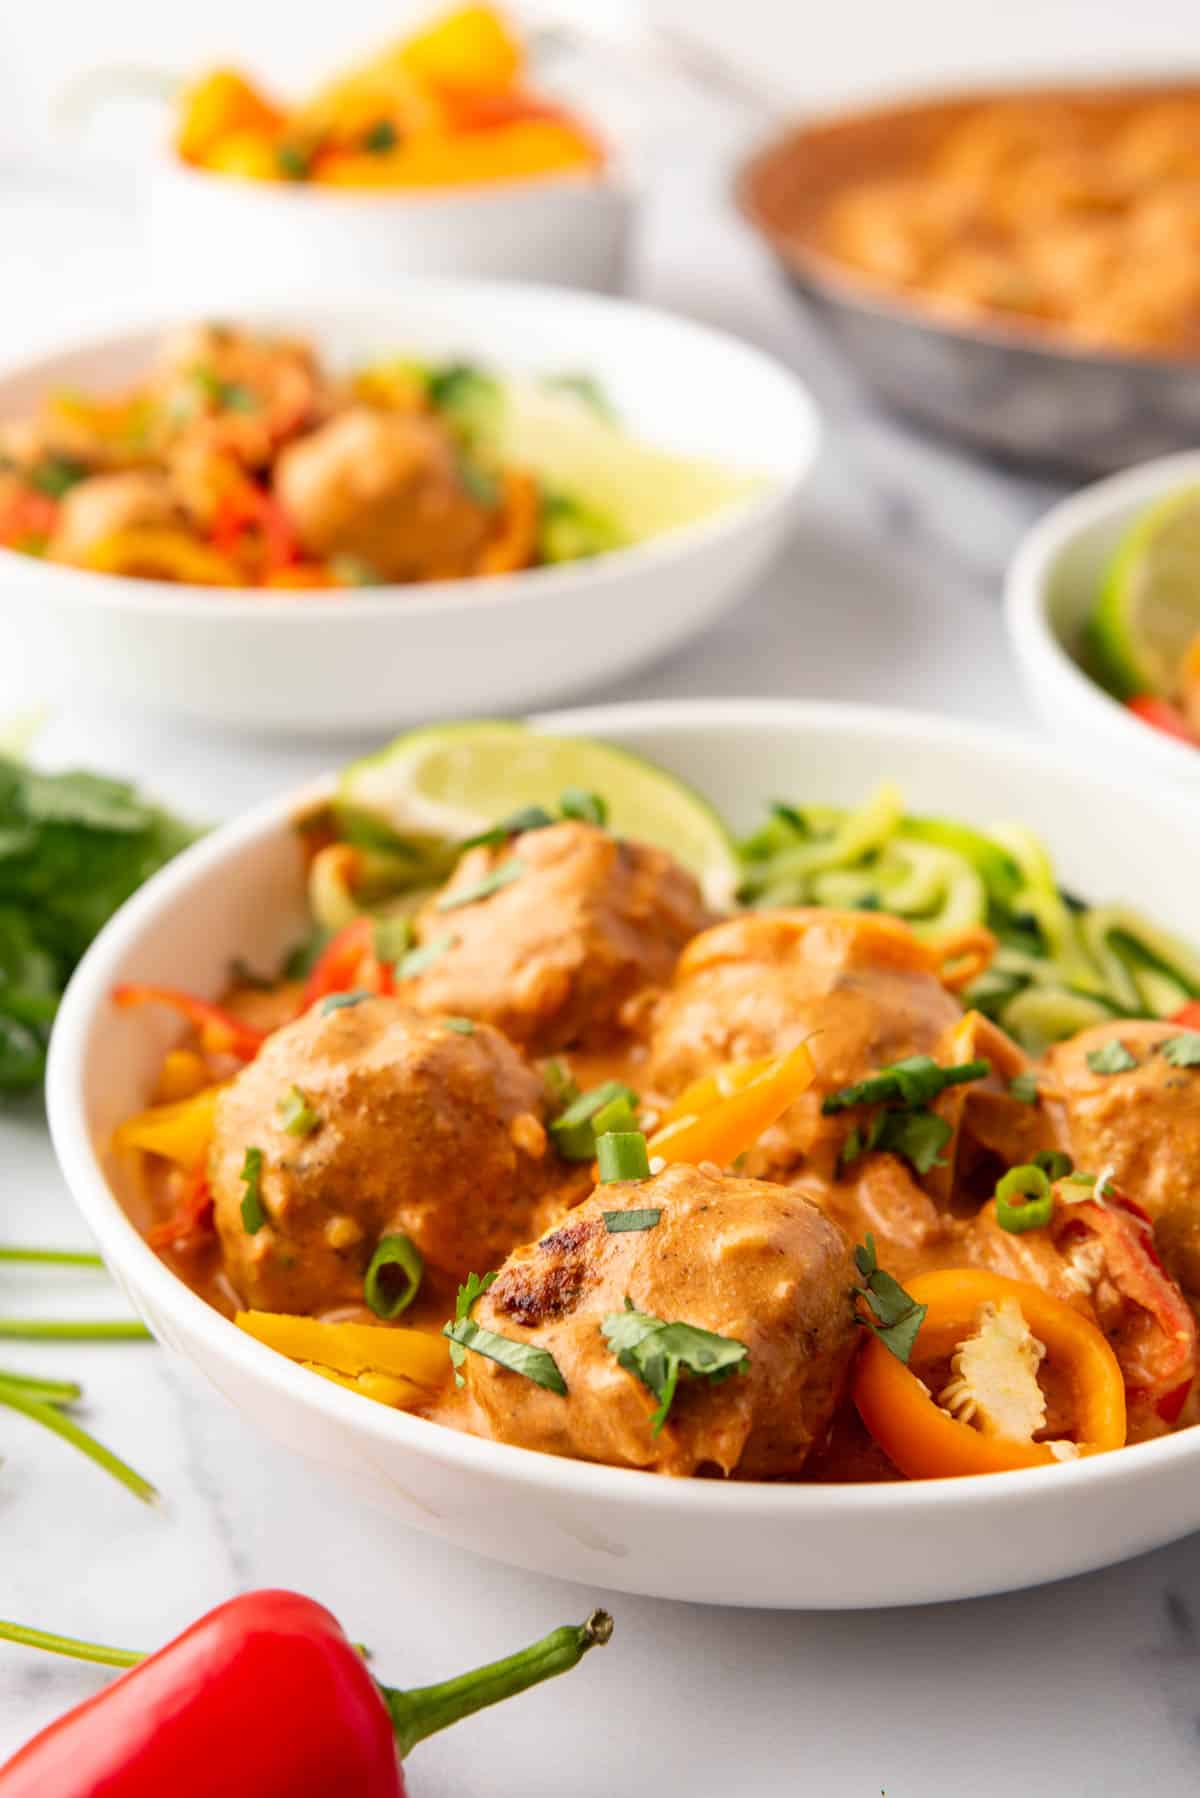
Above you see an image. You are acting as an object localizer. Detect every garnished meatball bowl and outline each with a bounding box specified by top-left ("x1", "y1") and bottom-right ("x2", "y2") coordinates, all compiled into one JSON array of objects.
[{"x1": 47, "y1": 701, "x2": 1200, "y2": 1608}]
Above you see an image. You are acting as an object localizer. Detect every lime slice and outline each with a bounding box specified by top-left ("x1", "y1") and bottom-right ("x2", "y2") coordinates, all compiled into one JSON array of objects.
[
  {"x1": 493, "y1": 380, "x2": 765, "y2": 544},
  {"x1": 1086, "y1": 485, "x2": 1200, "y2": 699},
  {"x1": 338, "y1": 721, "x2": 739, "y2": 906}
]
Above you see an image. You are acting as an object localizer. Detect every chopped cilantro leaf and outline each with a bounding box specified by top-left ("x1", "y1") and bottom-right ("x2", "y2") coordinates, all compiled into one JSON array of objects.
[
  {"x1": 1086, "y1": 1040, "x2": 1138, "y2": 1075},
  {"x1": 602, "y1": 1208, "x2": 661, "y2": 1234},
  {"x1": 601, "y1": 1299, "x2": 749, "y2": 1433},
  {"x1": 443, "y1": 1271, "x2": 565, "y2": 1393},
  {"x1": 822, "y1": 1056, "x2": 989, "y2": 1115},
  {"x1": 1009, "y1": 1072, "x2": 1039, "y2": 1105},
  {"x1": 1162, "y1": 1033, "x2": 1200, "y2": 1069},
  {"x1": 436, "y1": 858, "x2": 524, "y2": 911},
  {"x1": 852, "y1": 1234, "x2": 926, "y2": 1364}
]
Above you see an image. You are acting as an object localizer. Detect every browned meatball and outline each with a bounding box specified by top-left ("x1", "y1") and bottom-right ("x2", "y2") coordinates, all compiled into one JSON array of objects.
[
  {"x1": 463, "y1": 1164, "x2": 857, "y2": 1477},
  {"x1": 49, "y1": 471, "x2": 180, "y2": 564},
  {"x1": 646, "y1": 909, "x2": 967, "y2": 1181},
  {"x1": 1043, "y1": 1019, "x2": 1200, "y2": 1292},
  {"x1": 209, "y1": 998, "x2": 556, "y2": 1313},
  {"x1": 408, "y1": 821, "x2": 712, "y2": 1053},
  {"x1": 272, "y1": 407, "x2": 491, "y2": 580}
]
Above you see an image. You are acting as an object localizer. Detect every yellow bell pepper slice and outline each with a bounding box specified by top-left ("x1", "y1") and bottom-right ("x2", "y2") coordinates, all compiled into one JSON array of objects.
[
  {"x1": 204, "y1": 127, "x2": 283, "y2": 182},
  {"x1": 302, "y1": 1362, "x2": 426, "y2": 1408},
  {"x1": 648, "y1": 1043, "x2": 816, "y2": 1170},
  {"x1": 237, "y1": 1312, "x2": 448, "y2": 1388},
  {"x1": 113, "y1": 1086, "x2": 221, "y2": 1169},
  {"x1": 399, "y1": 5, "x2": 522, "y2": 92},
  {"x1": 176, "y1": 68, "x2": 283, "y2": 165},
  {"x1": 79, "y1": 529, "x2": 241, "y2": 587}
]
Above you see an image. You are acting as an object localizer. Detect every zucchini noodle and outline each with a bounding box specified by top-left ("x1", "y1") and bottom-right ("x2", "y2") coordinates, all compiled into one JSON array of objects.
[{"x1": 737, "y1": 784, "x2": 1197, "y2": 1052}]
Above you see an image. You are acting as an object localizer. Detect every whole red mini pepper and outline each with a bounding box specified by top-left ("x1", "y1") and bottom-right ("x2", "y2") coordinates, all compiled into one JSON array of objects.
[{"x1": 0, "y1": 1589, "x2": 612, "y2": 1797}]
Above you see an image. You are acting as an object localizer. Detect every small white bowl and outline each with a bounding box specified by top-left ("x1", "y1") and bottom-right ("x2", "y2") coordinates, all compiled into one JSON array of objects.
[
  {"x1": 1006, "y1": 451, "x2": 1200, "y2": 790},
  {"x1": 147, "y1": 159, "x2": 633, "y2": 302},
  {"x1": 47, "y1": 698, "x2": 1200, "y2": 1609},
  {"x1": 0, "y1": 289, "x2": 818, "y2": 736}
]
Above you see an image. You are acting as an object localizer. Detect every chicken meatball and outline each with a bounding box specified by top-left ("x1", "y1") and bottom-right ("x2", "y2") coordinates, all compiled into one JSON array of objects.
[
  {"x1": 209, "y1": 998, "x2": 557, "y2": 1313},
  {"x1": 408, "y1": 821, "x2": 713, "y2": 1053},
  {"x1": 272, "y1": 407, "x2": 492, "y2": 581},
  {"x1": 1043, "y1": 1019, "x2": 1200, "y2": 1291},
  {"x1": 49, "y1": 471, "x2": 180, "y2": 565},
  {"x1": 462, "y1": 1164, "x2": 857, "y2": 1477},
  {"x1": 646, "y1": 909, "x2": 968, "y2": 1180}
]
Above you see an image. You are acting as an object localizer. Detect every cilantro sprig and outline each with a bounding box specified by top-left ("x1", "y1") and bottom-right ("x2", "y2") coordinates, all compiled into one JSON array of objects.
[
  {"x1": 828, "y1": 1055, "x2": 990, "y2": 1179},
  {"x1": 443, "y1": 1272, "x2": 566, "y2": 1395},
  {"x1": 823, "y1": 1055, "x2": 989, "y2": 1114},
  {"x1": 601, "y1": 1299, "x2": 749, "y2": 1434},
  {"x1": 852, "y1": 1235, "x2": 926, "y2": 1365}
]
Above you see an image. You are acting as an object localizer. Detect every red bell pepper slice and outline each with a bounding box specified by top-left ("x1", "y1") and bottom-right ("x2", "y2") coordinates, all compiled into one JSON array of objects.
[
  {"x1": 147, "y1": 1167, "x2": 214, "y2": 1252},
  {"x1": 0, "y1": 487, "x2": 59, "y2": 548},
  {"x1": 1126, "y1": 695, "x2": 1199, "y2": 747},
  {"x1": 1059, "y1": 1189, "x2": 1197, "y2": 1422},
  {"x1": 112, "y1": 985, "x2": 266, "y2": 1061},
  {"x1": 211, "y1": 485, "x2": 297, "y2": 573},
  {"x1": 1170, "y1": 1001, "x2": 1200, "y2": 1029},
  {"x1": 302, "y1": 916, "x2": 394, "y2": 1008}
]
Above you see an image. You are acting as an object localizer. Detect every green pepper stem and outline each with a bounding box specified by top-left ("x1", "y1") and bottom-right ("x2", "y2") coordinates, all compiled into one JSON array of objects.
[
  {"x1": 0, "y1": 1319, "x2": 151, "y2": 1341},
  {"x1": 383, "y1": 1610, "x2": 613, "y2": 1758},
  {"x1": 0, "y1": 1247, "x2": 104, "y2": 1267},
  {"x1": 0, "y1": 1378, "x2": 157, "y2": 1504}
]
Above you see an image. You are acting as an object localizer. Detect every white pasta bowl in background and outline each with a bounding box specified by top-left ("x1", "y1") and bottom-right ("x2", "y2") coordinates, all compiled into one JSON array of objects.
[
  {"x1": 0, "y1": 291, "x2": 818, "y2": 736},
  {"x1": 46, "y1": 700, "x2": 1200, "y2": 1610}
]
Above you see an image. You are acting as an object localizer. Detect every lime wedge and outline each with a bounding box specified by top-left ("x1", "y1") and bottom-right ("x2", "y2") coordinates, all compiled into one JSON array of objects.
[
  {"x1": 493, "y1": 379, "x2": 765, "y2": 543},
  {"x1": 1086, "y1": 486, "x2": 1200, "y2": 699},
  {"x1": 338, "y1": 721, "x2": 739, "y2": 907}
]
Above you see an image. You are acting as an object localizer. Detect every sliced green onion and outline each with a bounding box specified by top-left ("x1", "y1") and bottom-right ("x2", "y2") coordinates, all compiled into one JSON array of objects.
[
  {"x1": 240, "y1": 1146, "x2": 266, "y2": 1235},
  {"x1": 995, "y1": 1164, "x2": 1054, "y2": 1234},
  {"x1": 596, "y1": 1131, "x2": 650, "y2": 1184},
  {"x1": 462, "y1": 807, "x2": 554, "y2": 849},
  {"x1": 442, "y1": 1016, "x2": 475, "y2": 1034},
  {"x1": 1008, "y1": 1073, "x2": 1039, "y2": 1105},
  {"x1": 591, "y1": 1095, "x2": 639, "y2": 1137},
  {"x1": 549, "y1": 1079, "x2": 638, "y2": 1162},
  {"x1": 278, "y1": 1086, "x2": 320, "y2": 1137},
  {"x1": 364, "y1": 1234, "x2": 424, "y2": 1319},
  {"x1": 363, "y1": 118, "x2": 397, "y2": 153},
  {"x1": 0, "y1": 1367, "x2": 82, "y2": 1405},
  {"x1": 1033, "y1": 1149, "x2": 1074, "y2": 1181}
]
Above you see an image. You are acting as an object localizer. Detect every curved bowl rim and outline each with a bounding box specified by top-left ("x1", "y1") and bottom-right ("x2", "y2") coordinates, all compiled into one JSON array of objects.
[
  {"x1": 157, "y1": 150, "x2": 639, "y2": 211},
  {"x1": 0, "y1": 286, "x2": 819, "y2": 621},
  {"x1": 736, "y1": 74, "x2": 1200, "y2": 375},
  {"x1": 45, "y1": 695, "x2": 1200, "y2": 1527},
  {"x1": 1004, "y1": 448, "x2": 1200, "y2": 778}
]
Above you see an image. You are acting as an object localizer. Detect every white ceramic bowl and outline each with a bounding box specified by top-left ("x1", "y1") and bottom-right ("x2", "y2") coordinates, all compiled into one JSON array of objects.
[
  {"x1": 1006, "y1": 451, "x2": 1200, "y2": 791},
  {"x1": 0, "y1": 291, "x2": 818, "y2": 736},
  {"x1": 47, "y1": 699, "x2": 1200, "y2": 1610},
  {"x1": 147, "y1": 160, "x2": 633, "y2": 303}
]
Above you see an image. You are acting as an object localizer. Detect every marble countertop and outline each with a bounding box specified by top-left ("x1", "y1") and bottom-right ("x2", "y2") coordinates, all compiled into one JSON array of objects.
[{"x1": 2, "y1": 69, "x2": 1198, "y2": 1796}]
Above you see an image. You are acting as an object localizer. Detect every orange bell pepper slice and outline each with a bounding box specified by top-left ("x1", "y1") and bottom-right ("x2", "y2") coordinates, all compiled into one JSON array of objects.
[
  {"x1": 113, "y1": 985, "x2": 266, "y2": 1062},
  {"x1": 647, "y1": 1043, "x2": 815, "y2": 1170},
  {"x1": 853, "y1": 1269, "x2": 1127, "y2": 1479}
]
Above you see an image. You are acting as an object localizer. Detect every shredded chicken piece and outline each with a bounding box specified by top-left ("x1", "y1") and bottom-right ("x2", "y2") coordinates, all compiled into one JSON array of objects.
[
  {"x1": 1059, "y1": 1235, "x2": 1107, "y2": 1299},
  {"x1": 938, "y1": 1298, "x2": 1048, "y2": 1440}
]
